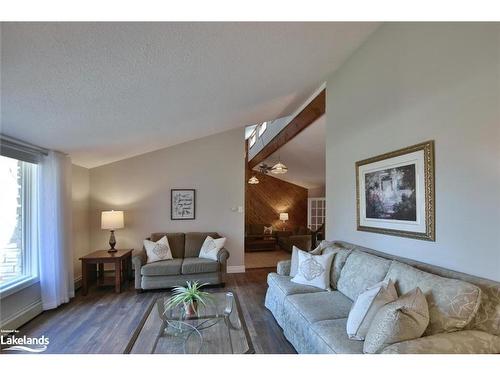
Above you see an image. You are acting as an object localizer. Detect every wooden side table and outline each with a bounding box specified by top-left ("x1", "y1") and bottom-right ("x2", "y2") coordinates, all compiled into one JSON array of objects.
[{"x1": 79, "y1": 249, "x2": 133, "y2": 295}]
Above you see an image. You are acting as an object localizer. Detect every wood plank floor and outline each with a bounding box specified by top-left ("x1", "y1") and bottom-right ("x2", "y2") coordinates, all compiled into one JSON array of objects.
[{"x1": 13, "y1": 268, "x2": 296, "y2": 354}]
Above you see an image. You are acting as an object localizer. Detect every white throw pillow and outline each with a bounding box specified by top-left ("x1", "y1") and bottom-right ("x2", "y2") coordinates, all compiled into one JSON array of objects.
[
  {"x1": 346, "y1": 279, "x2": 398, "y2": 340},
  {"x1": 291, "y1": 249, "x2": 334, "y2": 290},
  {"x1": 143, "y1": 235, "x2": 173, "y2": 263},
  {"x1": 290, "y1": 245, "x2": 322, "y2": 277},
  {"x1": 199, "y1": 236, "x2": 226, "y2": 261},
  {"x1": 263, "y1": 226, "x2": 273, "y2": 235}
]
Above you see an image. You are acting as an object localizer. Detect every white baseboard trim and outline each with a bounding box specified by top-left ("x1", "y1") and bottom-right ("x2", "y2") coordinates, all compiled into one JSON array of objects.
[
  {"x1": 227, "y1": 265, "x2": 246, "y2": 273},
  {"x1": 0, "y1": 298, "x2": 43, "y2": 331}
]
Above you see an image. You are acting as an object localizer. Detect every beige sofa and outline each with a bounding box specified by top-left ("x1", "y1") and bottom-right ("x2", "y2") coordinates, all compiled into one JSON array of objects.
[
  {"x1": 132, "y1": 232, "x2": 229, "y2": 291},
  {"x1": 265, "y1": 241, "x2": 500, "y2": 354}
]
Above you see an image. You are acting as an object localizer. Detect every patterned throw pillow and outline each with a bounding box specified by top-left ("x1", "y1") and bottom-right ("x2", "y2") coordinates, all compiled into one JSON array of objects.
[
  {"x1": 346, "y1": 279, "x2": 398, "y2": 340},
  {"x1": 291, "y1": 249, "x2": 334, "y2": 290},
  {"x1": 198, "y1": 236, "x2": 226, "y2": 261},
  {"x1": 363, "y1": 287, "x2": 430, "y2": 353},
  {"x1": 263, "y1": 226, "x2": 273, "y2": 235},
  {"x1": 290, "y1": 245, "x2": 323, "y2": 277},
  {"x1": 143, "y1": 235, "x2": 173, "y2": 263}
]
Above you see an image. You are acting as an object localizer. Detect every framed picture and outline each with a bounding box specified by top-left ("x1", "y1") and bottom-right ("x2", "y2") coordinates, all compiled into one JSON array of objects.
[
  {"x1": 356, "y1": 141, "x2": 435, "y2": 241},
  {"x1": 171, "y1": 189, "x2": 196, "y2": 220}
]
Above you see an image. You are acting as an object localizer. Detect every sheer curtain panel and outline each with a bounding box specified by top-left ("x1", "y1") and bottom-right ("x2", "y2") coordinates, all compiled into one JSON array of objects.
[{"x1": 38, "y1": 151, "x2": 74, "y2": 309}]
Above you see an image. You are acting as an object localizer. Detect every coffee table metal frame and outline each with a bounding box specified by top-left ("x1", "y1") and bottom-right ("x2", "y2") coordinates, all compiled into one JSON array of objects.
[{"x1": 125, "y1": 290, "x2": 255, "y2": 354}]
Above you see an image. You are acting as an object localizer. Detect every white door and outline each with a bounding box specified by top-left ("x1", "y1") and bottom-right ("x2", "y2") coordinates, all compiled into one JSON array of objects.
[{"x1": 308, "y1": 197, "x2": 326, "y2": 231}]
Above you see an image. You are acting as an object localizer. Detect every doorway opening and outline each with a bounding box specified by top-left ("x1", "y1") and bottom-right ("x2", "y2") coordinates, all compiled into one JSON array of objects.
[{"x1": 244, "y1": 90, "x2": 326, "y2": 269}]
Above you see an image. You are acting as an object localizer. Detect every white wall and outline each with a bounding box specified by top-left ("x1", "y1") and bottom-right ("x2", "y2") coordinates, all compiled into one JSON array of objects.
[
  {"x1": 326, "y1": 23, "x2": 500, "y2": 281},
  {"x1": 89, "y1": 128, "x2": 245, "y2": 269},
  {"x1": 72, "y1": 164, "x2": 90, "y2": 282},
  {"x1": 308, "y1": 185, "x2": 325, "y2": 198}
]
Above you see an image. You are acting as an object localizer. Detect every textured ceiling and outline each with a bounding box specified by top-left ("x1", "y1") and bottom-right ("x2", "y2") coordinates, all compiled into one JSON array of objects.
[
  {"x1": 257, "y1": 115, "x2": 325, "y2": 189},
  {"x1": 1, "y1": 22, "x2": 379, "y2": 168}
]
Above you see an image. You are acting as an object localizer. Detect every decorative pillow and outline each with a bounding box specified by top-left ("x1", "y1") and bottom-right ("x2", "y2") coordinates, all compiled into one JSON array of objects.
[
  {"x1": 290, "y1": 245, "x2": 323, "y2": 277},
  {"x1": 263, "y1": 226, "x2": 273, "y2": 235},
  {"x1": 291, "y1": 249, "x2": 334, "y2": 290},
  {"x1": 198, "y1": 236, "x2": 226, "y2": 261},
  {"x1": 383, "y1": 261, "x2": 482, "y2": 335},
  {"x1": 143, "y1": 235, "x2": 173, "y2": 263},
  {"x1": 363, "y1": 287, "x2": 430, "y2": 354},
  {"x1": 346, "y1": 280, "x2": 398, "y2": 340}
]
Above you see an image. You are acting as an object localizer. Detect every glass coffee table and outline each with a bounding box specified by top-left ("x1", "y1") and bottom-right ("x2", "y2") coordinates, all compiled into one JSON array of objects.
[{"x1": 125, "y1": 291, "x2": 254, "y2": 354}]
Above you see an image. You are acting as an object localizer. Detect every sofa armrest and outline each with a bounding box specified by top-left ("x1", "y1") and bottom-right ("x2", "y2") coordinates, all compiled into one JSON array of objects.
[
  {"x1": 381, "y1": 330, "x2": 500, "y2": 354},
  {"x1": 132, "y1": 249, "x2": 147, "y2": 290},
  {"x1": 277, "y1": 259, "x2": 291, "y2": 276},
  {"x1": 217, "y1": 248, "x2": 230, "y2": 280},
  {"x1": 217, "y1": 248, "x2": 230, "y2": 264}
]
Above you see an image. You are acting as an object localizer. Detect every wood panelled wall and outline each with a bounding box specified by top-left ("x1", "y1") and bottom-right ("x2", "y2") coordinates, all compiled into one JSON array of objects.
[{"x1": 245, "y1": 170, "x2": 308, "y2": 230}]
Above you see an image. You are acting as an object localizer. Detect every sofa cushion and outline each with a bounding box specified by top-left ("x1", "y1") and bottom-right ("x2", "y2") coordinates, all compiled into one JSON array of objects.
[
  {"x1": 384, "y1": 261, "x2": 482, "y2": 335},
  {"x1": 185, "y1": 232, "x2": 220, "y2": 258},
  {"x1": 310, "y1": 319, "x2": 364, "y2": 354},
  {"x1": 150, "y1": 232, "x2": 185, "y2": 258},
  {"x1": 141, "y1": 259, "x2": 183, "y2": 276},
  {"x1": 364, "y1": 287, "x2": 430, "y2": 354},
  {"x1": 265, "y1": 273, "x2": 322, "y2": 328},
  {"x1": 337, "y1": 250, "x2": 392, "y2": 301},
  {"x1": 267, "y1": 273, "x2": 324, "y2": 296},
  {"x1": 286, "y1": 291, "x2": 353, "y2": 324},
  {"x1": 182, "y1": 257, "x2": 219, "y2": 275},
  {"x1": 322, "y1": 246, "x2": 352, "y2": 290},
  {"x1": 381, "y1": 330, "x2": 500, "y2": 354}
]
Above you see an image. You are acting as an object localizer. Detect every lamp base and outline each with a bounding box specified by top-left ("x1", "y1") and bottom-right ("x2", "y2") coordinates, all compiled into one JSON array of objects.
[{"x1": 108, "y1": 230, "x2": 117, "y2": 253}]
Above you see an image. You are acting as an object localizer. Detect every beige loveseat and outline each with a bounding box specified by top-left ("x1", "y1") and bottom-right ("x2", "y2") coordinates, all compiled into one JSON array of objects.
[
  {"x1": 132, "y1": 232, "x2": 229, "y2": 291},
  {"x1": 265, "y1": 241, "x2": 500, "y2": 354}
]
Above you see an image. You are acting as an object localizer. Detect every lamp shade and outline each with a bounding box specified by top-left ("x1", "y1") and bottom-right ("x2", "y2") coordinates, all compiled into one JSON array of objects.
[
  {"x1": 279, "y1": 213, "x2": 289, "y2": 221},
  {"x1": 101, "y1": 210, "x2": 124, "y2": 230},
  {"x1": 248, "y1": 176, "x2": 259, "y2": 184},
  {"x1": 271, "y1": 161, "x2": 288, "y2": 174}
]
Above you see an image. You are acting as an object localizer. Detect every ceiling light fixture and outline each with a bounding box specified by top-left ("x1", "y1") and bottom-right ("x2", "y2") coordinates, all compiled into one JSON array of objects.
[
  {"x1": 271, "y1": 160, "x2": 288, "y2": 174},
  {"x1": 248, "y1": 176, "x2": 259, "y2": 184}
]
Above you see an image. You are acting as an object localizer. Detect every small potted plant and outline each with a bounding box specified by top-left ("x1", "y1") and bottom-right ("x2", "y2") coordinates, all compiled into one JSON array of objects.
[{"x1": 166, "y1": 281, "x2": 213, "y2": 317}]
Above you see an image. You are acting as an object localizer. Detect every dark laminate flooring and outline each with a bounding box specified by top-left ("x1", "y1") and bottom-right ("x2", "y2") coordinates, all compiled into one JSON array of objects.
[{"x1": 12, "y1": 268, "x2": 296, "y2": 354}]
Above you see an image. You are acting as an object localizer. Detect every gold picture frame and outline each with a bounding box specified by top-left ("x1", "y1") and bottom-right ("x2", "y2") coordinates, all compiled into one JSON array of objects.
[{"x1": 355, "y1": 140, "x2": 435, "y2": 241}]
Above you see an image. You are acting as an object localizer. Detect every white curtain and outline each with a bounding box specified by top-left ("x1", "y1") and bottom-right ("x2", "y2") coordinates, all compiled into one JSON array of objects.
[{"x1": 39, "y1": 150, "x2": 74, "y2": 310}]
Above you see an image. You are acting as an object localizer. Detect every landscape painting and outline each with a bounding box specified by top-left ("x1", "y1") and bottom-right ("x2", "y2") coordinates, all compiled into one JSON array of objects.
[
  {"x1": 171, "y1": 189, "x2": 196, "y2": 220},
  {"x1": 356, "y1": 141, "x2": 435, "y2": 241},
  {"x1": 364, "y1": 164, "x2": 416, "y2": 221}
]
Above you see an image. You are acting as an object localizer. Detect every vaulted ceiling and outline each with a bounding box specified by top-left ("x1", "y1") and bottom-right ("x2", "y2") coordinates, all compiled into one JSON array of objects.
[
  {"x1": 1, "y1": 22, "x2": 379, "y2": 167},
  {"x1": 256, "y1": 115, "x2": 326, "y2": 189}
]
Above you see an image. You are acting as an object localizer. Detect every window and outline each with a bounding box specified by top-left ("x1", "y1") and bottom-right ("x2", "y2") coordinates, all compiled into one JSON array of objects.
[
  {"x1": 248, "y1": 130, "x2": 257, "y2": 148},
  {"x1": 0, "y1": 155, "x2": 38, "y2": 293},
  {"x1": 258, "y1": 121, "x2": 267, "y2": 137},
  {"x1": 308, "y1": 198, "x2": 326, "y2": 231}
]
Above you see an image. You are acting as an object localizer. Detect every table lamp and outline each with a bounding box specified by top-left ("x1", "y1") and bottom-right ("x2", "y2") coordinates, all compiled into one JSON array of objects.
[
  {"x1": 101, "y1": 210, "x2": 124, "y2": 253},
  {"x1": 279, "y1": 212, "x2": 289, "y2": 230}
]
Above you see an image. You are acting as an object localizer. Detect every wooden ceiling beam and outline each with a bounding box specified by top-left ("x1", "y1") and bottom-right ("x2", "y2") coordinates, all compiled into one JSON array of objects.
[{"x1": 248, "y1": 89, "x2": 325, "y2": 169}]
